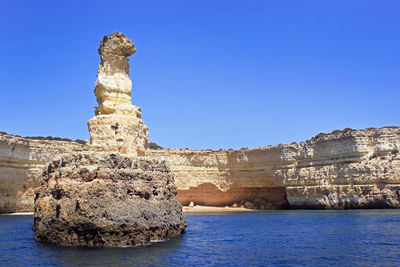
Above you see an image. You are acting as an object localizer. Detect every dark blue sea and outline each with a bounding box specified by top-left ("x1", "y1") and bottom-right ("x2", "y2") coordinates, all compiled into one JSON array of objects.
[{"x1": 1, "y1": 210, "x2": 400, "y2": 266}]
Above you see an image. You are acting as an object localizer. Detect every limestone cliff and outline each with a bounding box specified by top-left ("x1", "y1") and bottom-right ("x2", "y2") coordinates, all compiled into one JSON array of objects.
[
  {"x1": 87, "y1": 32, "x2": 149, "y2": 156},
  {"x1": 0, "y1": 133, "x2": 85, "y2": 212},
  {"x1": 1, "y1": 127, "x2": 399, "y2": 211},
  {"x1": 278, "y1": 127, "x2": 400, "y2": 208},
  {"x1": 151, "y1": 127, "x2": 400, "y2": 209},
  {"x1": 149, "y1": 149, "x2": 289, "y2": 209},
  {"x1": 2, "y1": 33, "x2": 399, "y2": 211}
]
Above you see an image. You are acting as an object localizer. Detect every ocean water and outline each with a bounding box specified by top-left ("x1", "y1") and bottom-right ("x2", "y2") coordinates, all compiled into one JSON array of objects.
[{"x1": 1, "y1": 210, "x2": 400, "y2": 266}]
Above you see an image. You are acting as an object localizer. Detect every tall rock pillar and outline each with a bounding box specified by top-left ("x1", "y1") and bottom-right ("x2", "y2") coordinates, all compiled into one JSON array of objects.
[{"x1": 87, "y1": 32, "x2": 149, "y2": 156}]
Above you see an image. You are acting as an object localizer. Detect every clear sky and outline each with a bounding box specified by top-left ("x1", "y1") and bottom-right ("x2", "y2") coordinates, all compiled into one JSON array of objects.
[{"x1": 1, "y1": 1, "x2": 399, "y2": 149}]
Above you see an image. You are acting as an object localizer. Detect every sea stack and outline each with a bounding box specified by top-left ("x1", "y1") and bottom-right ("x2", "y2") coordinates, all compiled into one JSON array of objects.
[
  {"x1": 33, "y1": 33, "x2": 186, "y2": 247},
  {"x1": 33, "y1": 152, "x2": 186, "y2": 247},
  {"x1": 87, "y1": 32, "x2": 149, "y2": 156}
]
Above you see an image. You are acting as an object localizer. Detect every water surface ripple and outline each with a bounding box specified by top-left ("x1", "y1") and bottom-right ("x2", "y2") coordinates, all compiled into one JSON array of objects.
[{"x1": 1, "y1": 210, "x2": 400, "y2": 266}]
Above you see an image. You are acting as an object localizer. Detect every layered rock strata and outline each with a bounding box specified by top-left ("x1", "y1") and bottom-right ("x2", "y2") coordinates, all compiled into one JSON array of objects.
[
  {"x1": 150, "y1": 149, "x2": 290, "y2": 209},
  {"x1": 1, "y1": 127, "x2": 399, "y2": 211},
  {"x1": 87, "y1": 32, "x2": 149, "y2": 156},
  {"x1": 151, "y1": 127, "x2": 400, "y2": 209},
  {"x1": 279, "y1": 127, "x2": 400, "y2": 208},
  {"x1": 33, "y1": 152, "x2": 186, "y2": 247},
  {"x1": 0, "y1": 133, "x2": 85, "y2": 213}
]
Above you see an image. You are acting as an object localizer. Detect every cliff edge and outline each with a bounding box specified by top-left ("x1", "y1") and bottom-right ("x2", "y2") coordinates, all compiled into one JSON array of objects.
[{"x1": 151, "y1": 126, "x2": 400, "y2": 209}]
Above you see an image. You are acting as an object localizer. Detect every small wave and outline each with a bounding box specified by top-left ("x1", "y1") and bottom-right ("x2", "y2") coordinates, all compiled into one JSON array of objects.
[{"x1": 150, "y1": 238, "x2": 169, "y2": 243}]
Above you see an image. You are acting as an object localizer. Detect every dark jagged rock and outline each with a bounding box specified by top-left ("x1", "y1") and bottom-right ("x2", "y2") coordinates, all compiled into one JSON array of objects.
[{"x1": 33, "y1": 152, "x2": 186, "y2": 247}]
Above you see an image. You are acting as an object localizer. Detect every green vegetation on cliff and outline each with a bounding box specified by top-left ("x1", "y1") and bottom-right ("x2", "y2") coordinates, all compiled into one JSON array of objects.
[
  {"x1": 149, "y1": 142, "x2": 163, "y2": 150},
  {"x1": 0, "y1": 131, "x2": 86, "y2": 145},
  {"x1": 314, "y1": 128, "x2": 354, "y2": 139}
]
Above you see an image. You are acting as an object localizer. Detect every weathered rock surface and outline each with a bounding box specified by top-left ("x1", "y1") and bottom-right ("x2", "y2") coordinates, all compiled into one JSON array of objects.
[
  {"x1": 274, "y1": 127, "x2": 400, "y2": 208},
  {"x1": 1, "y1": 127, "x2": 400, "y2": 211},
  {"x1": 0, "y1": 133, "x2": 85, "y2": 213},
  {"x1": 87, "y1": 32, "x2": 149, "y2": 156},
  {"x1": 94, "y1": 32, "x2": 139, "y2": 117},
  {"x1": 33, "y1": 152, "x2": 186, "y2": 247},
  {"x1": 151, "y1": 127, "x2": 400, "y2": 209},
  {"x1": 88, "y1": 115, "x2": 148, "y2": 155}
]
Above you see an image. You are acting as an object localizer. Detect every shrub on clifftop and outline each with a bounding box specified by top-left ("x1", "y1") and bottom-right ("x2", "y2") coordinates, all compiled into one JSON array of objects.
[
  {"x1": 314, "y1": 128, "x2": 355, "y2": 139},
  {"x1": 149, "y1": 142, "x2": 163, "y2": 150}
]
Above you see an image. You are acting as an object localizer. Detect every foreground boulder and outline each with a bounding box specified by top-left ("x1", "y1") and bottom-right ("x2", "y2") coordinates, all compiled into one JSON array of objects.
[{"x1": 33, "y1": 152, "x2": 186, "y2": 247}]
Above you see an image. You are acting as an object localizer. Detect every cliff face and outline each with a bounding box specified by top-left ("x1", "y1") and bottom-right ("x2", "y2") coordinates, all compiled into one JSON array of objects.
[
  {"x1": 151, "y1": 127, "x2": 400, "y2": 209},
  {"x1": 277, "y1": 127, "x2": 400, "y2": 208},
  {"x1": 0, "y1": 133, "x2": 85, "y2": 212},
  {"x1": 149, "y1": 149, "x2": 289, "y2": 209},
  {"x1": 1, "y1": 126, "x2": 399, "y2": 211}
]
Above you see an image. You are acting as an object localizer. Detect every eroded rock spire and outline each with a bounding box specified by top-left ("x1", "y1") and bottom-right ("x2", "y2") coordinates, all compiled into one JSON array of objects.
[
  {"x1": 94, "y1": 32, "x2": 141, "y2": 117},
  {"x1": 88, "y1": 32, "x2": 149, "y2": 156}
]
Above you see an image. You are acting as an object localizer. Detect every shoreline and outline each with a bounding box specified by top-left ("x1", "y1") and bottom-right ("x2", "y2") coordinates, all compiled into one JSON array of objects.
[
  {"x1": 0, "y1": 207, "x2": 252, "y2": 216},
  {"x1": 183, "y1": 205, "x2": 253, "y2": 213},
  {"x1": 0, "y1": 212, "x2": 34, "y2": 216},
  {"x1": 2, "y1": 208, "x2": 400, "y2": 216}
]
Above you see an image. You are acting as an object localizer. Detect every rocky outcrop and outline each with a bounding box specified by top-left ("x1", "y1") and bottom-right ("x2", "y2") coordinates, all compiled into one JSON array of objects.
[
  {"x1": 87, "y1": 32, "x2": 149, "y2": 156},
  {"x1": 0, "y1": 133, "x2": 86, "y2": 213},
  {"x1": 33, "y1": 152, "x2": 186, "y2": 247},
  {"x1": 31, "y1": 33, "x2": 186, "y2": 247}
]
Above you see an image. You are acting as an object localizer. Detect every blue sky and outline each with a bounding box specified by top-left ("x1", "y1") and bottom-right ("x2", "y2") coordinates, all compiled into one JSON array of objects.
[{"x1": 1, "y1": 1, "x2": 399, "y2": 149}]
